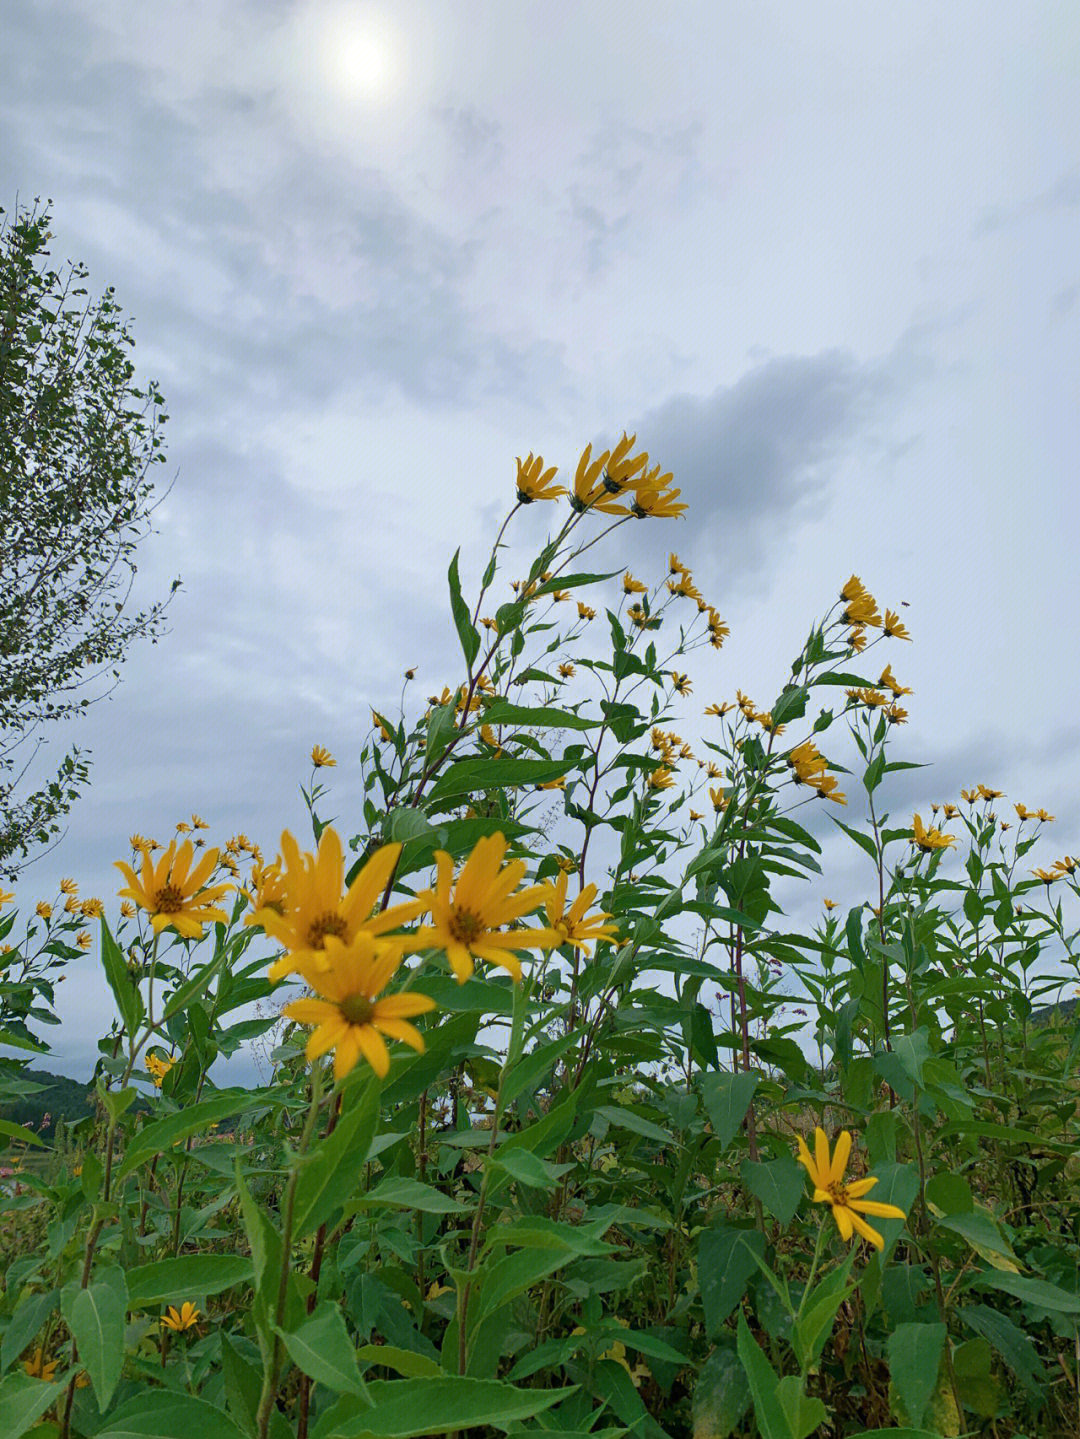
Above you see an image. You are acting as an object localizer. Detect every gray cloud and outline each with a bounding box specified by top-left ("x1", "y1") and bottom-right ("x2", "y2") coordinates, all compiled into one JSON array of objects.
[{"x1": 973, "y1": 166, "x2": 1080, "y2": 237}]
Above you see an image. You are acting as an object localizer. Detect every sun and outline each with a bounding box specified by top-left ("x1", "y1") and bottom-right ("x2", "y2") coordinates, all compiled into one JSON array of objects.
[{"x1": 321, "y1": 10, "x2": 399, "y2": 102}]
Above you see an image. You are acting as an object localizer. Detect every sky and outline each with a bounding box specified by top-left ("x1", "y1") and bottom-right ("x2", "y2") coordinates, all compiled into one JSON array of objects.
[{"x1": 3, "y1": 1, "x2": 1079, "y2": 1082}]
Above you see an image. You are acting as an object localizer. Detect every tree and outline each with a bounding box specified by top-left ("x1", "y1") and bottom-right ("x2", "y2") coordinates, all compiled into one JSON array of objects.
[{"x1": 0, "y1": 198, "x2": 180, "y2": 881}]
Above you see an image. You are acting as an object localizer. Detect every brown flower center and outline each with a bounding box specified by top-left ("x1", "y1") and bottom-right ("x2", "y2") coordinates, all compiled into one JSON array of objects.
[
  {"x1": 306, "y1": 912, "x2": 348, "y2": 949},
  {"x1": 338, "y1": 994, "x2": 375, "y2": 1026},
  {"x1": 827, "y1": 1181, "x2": 849, "y2": 1206},
  {"x1": 154, "y1": 883, "x2": 185, "y2": 914},
  {"x1": 448, "y1": 907, "x2": 484, "y2": 946}
]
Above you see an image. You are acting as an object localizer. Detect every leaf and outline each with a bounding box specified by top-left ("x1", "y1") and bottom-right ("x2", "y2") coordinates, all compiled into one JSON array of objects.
[
  {"x1": 219, "y1": 1331, "x2": 260, "y2": 1438},
  {"x1": 972, "y1": 1269, "x2": 1080, "y2": 1313},
  {"x1": 448, "y1": 549, "x2": 480, "y2": 667},
  {"x1": 60, "y1": 1266, "x2": 127, "y2": 1409},
  {"x1": 502, "y1": 1032, "x2": 580, "y2": 1104},
  {"x1": 161, "y1": 946, "x2": 230, "y2": 1021},
  {"x1": 276, "y1": 1302, "x2": 367, "y2": 1396},
  {"x1": 0, "y1": 1119, "x2": 45, "y2": 1149},
  {"x1": 692, "y1": 1345, "x2": 751, "y2": 1439},
  {"x1": 125, "y1": 1255, "x2": 253, "y2": 1310},
  {"x1": 887, "y1": 1322, "x2": 946, "y2": 1430},
  {"x1": 934, "y1": 1211, "x2": 1022, "y2": 1272},
  {"x1": 0, "y1": 1371, "x2": 67, "y2": 1439},
  {"x1": 95, "y1": 1392, "x2": 248, "y2": 1439},
  {"x1": 740, "y1": 1156, "x2": 804, "y2": 1227},
  {"x1": 294, "y1": 1076, "x2": 380, "y2": 1237},
  {"x1": 698, "y1": 1227, "x2": 765, "y2": 1337},
  {"x1": 960, "y1": 1304, "x2": 1048, "y2": 1396},
  {"x1": 117, "y1": 1090, "x2": 270, "y2": 1179},
  {"x1": 1, "y1": 1288, "x2": 58, "y2": 1377},
  {"x1": 480, "y1": 701, "x2": 598, "y2": 731},
  {"x1": 355, "y1": 1346, "x2": 442, "y2": 1378},
  {"x1": 488, "y1": 1147, "x2": 568, "y2": 1191},
  {"x1": 99, "y1": 917, "x2": 143, "y2": 1035},
  {"x1": 425, "y1": 756, "x2": 570, "y2": 804},
  {"x1": 311, "y1": 1378, "x2": 574, "y2": 1439},
  {"x1": 697, "y1": 1071, "x2": 759, "y2": 1149},
  {"x1": 356, "y1": 1177, "x2": 468, "y2": 1213},
  {"x1": 736, "y1": 1314, "x2": 825, "y2": 1439}
]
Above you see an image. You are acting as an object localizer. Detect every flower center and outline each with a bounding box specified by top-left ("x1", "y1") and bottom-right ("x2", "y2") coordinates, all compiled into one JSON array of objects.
[
  {"x1": 154, "y1": 883, "x2": 185, "y2": 914},
  {"x1": 448, "y1": 907, "x2": 484, "y2": 946},
  {"x1": 338, "y1": 994, "x2": 375, "y2": 1026},
  {"x1": 827, "y1": 1181, "x2": 849, "y2": 1206},
  {"x1": 306, "y1": 912, "x2": 349, "y2": 949}
]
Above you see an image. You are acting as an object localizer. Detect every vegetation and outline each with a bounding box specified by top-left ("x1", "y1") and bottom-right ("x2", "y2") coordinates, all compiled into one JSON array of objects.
[
  {"x1": 0, "y1": 199, "x2": 178, "y2": 882},
  {"x1": 1, "y1": 435, "x2": 1079, "y2": 1439}
]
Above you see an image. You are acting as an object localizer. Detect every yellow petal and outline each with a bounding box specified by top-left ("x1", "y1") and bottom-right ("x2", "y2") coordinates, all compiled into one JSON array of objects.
[
  {"x1": 830, "y1": 1130, "x2": 852, "y2": 1186},
  {"x1": 847, "y1": 1208, "x2": 886, "y2": 1250},
  {"x1": 832, "y1": 1204, "x2": 854, "y2": 1241}
]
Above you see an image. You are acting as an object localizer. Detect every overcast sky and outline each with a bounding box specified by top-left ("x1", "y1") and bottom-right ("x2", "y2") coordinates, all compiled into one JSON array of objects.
[{"x1": 4, "y1": 1, "x2": 1079, "y2": 1081}]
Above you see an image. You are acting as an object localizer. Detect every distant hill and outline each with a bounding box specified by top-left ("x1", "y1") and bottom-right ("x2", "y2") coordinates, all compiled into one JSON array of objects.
[{"x1": 0, "y1": 1068, "x2": 95, "y2": 1137}]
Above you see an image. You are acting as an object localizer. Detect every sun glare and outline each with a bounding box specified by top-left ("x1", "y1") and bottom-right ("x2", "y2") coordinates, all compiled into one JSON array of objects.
[{"x1": 322, "y1": 10, "x2": 399, "y2": 101}]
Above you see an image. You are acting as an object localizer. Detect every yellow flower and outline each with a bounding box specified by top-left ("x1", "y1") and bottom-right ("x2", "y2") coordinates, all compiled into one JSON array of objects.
[
  {"x1": 243, "y1": 860, "x2": 287, "y2": 923},
  {"x1": 258, "y1": 829, "x2": 422, "y2": 982},
  {"x1": 115, "y1": 840, "x2": 233, "y2": 940},
  {"x1": 515, "y1": 452, "x2": 566, "y2": 503},
  {"x1": 840, "y1": 575, "x2": 868, "y2": 603},
  {"x1": 629, "y1": 464, "x2": 686, "y2": 519},
  {"x1": 21, "y1": 1347, "x2": 59, "y2": 1380},
  {"x1": 1034, "y1": 808, "x2": 1055, "y2": 822},
  {"x1": 627, "y1": 604, "x2": 658, "y2": 629},
  {"x1": 602, "y1": 431, "x2": 651, "y2": 493},
  {"x1": 64, "y1": 894, "x2": 80, "y2": 913},
  {"x1": 145, "y1": 1052, "x2": 176, "y2": 1087},
  {"x1": 709, "y1": 786, "x2": 727, "y2": 812},
  {"x1": 577, "y1": 602, "x2": 595, "y2": 620},
  {"x1": 622, "y1": 572, "x2": 647, "y2": 595},
  {"x1": 878, "y1": 664, "x2": 913, "y2": 698},
  {"x1": 1015, "y1": 803, "x2": 1031, "y2": 820},
  {"x1": 848, "y1": 627, "x2": 868, "y2": 652},
  {"x1": 410, "y1": 833, "x2": 561, "y2": 984},
  {"x1": 191, "y1": 814, "x2": 209, "y2": 830},
  {"x1": 175, "y1": 821, "x2": 192, "y2": 834},
  {"x1": 706, "y1": 609, "x2": 730, "y2": 647},
  {"x1": 555, "y1": 855, "x2": 578, "y2": 874},
  {"x1": 883, "y1": 609, "x2": 911, "y2": 640},
  {"x1": 282, "y1": 932, "x2": 435, "y2": 1080},
  {"x1": 912, "y1": 813, "x2": 956, "y2": 852},
  {"x1": 648, "y1": 766, "x2": 675, "y2": 791},
  {"x1": 813, "y1": 775, "x2": 847, "y2": 805},
  {"x1": 842, "y1": 592, "x2": 882, "y2": 628},
  {"x1": 885, "y1": 704, "x2": 908, "y2": 725},
  {"x1": 671, "y1": 672, "x2": 692, "y2": 696},
  {"x1": 823, "y1": 898, "x2": 837, "y2": 910},
  {"x1": 977, "y1": 784, "x2": 1003, "y2": 800},
  {"x1": 59, "y1": 878, "x2": 78, "y2": 895},
  {"x1": 704, "y1": 701, "x2": 733, "y2": 717},
  {"x1": 669, "y1": 552, "x2": 688, "y2": 575},
  {"x1": 558, "y1": 662, "x2": 576, "y2": 678},
  {"x1": 542, "y1": 872, "x2": 619, "y2": 953},
  {"x1": 79, "y1": 897, "x2": 104, "y2": 918},
  {"x1": 795, "y1": 1128, "x2": 906, "y2": 1251},
  {"x1": 1052, "y1": 855, "x2": 1077, "y2": 876},
  {"x1": 1032, "y1": 867, "x2": 1059, "y2": 885},
  {"x1": 536, "y1": 776, "x2": 566, "y2": 790},
  {"x1": 160, "y1": 1301, "x2": 201, "y2": 1332},
  {"x1": 571, "y1": 442, "x2": 626, "y2": 514},
  {"x1": 35, "y1": 902, "x2": 52, "y2": 920},
  {"x1": 76, "y1": 931, "x2": 92, "y2": 951},
  {"x1": 689, "y1": 810, "x2": 704, "y2": 821},
  {"x1": 960, "y1": 787, "x2": 979, "y2": 804},
  {"x1": 311, "y1": 745, "x2": 336, "y2": 768}
]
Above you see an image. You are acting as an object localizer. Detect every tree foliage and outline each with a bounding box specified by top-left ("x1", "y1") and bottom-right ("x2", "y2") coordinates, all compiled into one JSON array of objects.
[{"x1": 0, "y1": 198, "x2": 179, "y2": 879}]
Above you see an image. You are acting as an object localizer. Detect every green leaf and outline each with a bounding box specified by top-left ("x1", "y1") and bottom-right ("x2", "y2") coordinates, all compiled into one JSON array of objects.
[
  {"x1": 691, "y1": 1344, "x2": 751, "y2": 1439},
  {"x1": 100, "y1": 916, "x2": 144, "y2": 1035},
  {"x1": 736, "y1": 1314, "x2": 825, "y2": 1439},
  {"x1": 312, "y1": 1378, "x2": 574, "y2": 1439},
  {"x1": 60, "y1": 1266, "x2": 127, "y2": 1409},
  {"x1": 1, "y1": 1288, "x2": 58, "y2": 1377},
  {"x1": 117, "y1": 1090, "x2": 269, "y2": 1179},
  {"x1": 697, "y1": 1071, "x2": 759, "y2": 1149},
  {"x1": 219, "y1": 1331, "x2": 260, "y2": 1438},
  {"x1": 0, "y1": 1371, "x2": 67, "y2": 1439},
  {"x1": 294, "y1": 1075, "x2": 380, "y2": 1237},
  {"x1": 502, "y1": 1032, "x2": 579, "y2": 1104},
  {"x1": 355, "y1": 1346, "x2": 442, "y2": 1379},
  {"x1": 698, "y1": 1227, "x2": 765, "y2": 1337},
  {"x1": 161, "y1": 945, "x2": 230, "y2": 1021},
  {"x1": 356, "y1": 1177, "x2": 468, "y2": 1213},
  {"x1": 95, "y1": 1392, "x2": 248, "y2": 1439},
  {"x1": 886, "y1": 1322, "x2": 946, "y2": 1430},
  {"x1": 276, "y1": 1302, "x2": 367, "y2": 1396},
  {"x1": 740, "y1": 1155, "x2": 805, "y2": 1226},
  {"x1": 425, "y1": 756, "x2": 569, "y2": 804},
  {"x1": 125, "y1": 1255, "x2": 253, "y2": 1310},
  {"x1": 961, "y1": 1303, "x2": 1048, "y2": 1395},
  {"x1": 830, "y1": 816, "x2": 879, "y2": 862},
  {"x1": 0, "y1": 1119, "x2": 44, "y2": 1149},
  {"x1": 972, "y1": 1269, "x2": 1080, "y2": 1313},
  {"x1": 448, "y1": 549, "x2": 480, "y2": 667},
  {"x1": 480, "y1": 701, "x2": 598, "y2": 731},
  {"x1": 934, "y1": 1211, "x2": 1021, "y2": 1271},
  {"x1": 488, "y1": 1147, "x2": 568, "y2": 1192}
]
